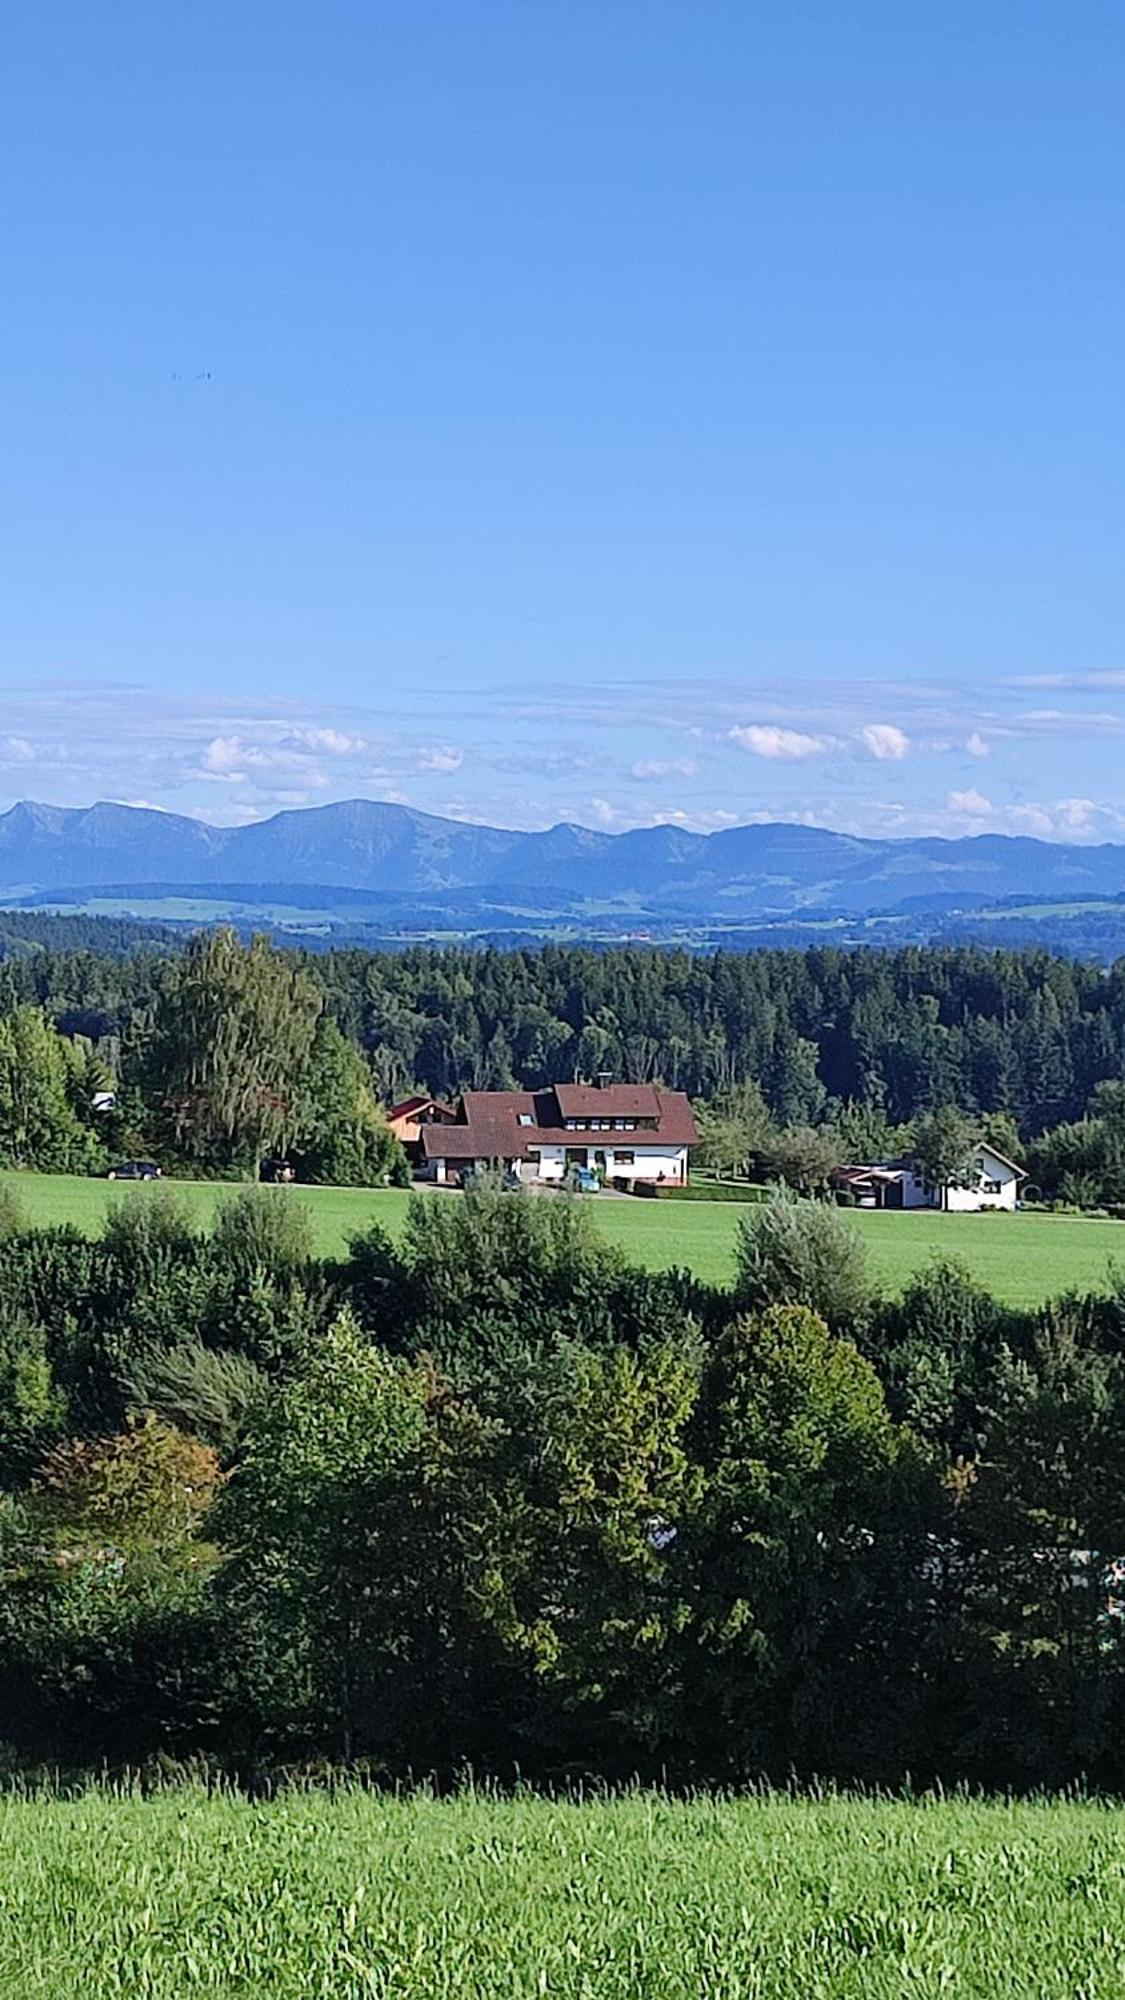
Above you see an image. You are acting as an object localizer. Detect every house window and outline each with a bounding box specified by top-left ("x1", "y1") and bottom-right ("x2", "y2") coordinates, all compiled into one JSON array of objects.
[
  {"x1": 517, "y1": 1113, "x2": 534, "y2": 1126},
  {"x1": 982, "y1": 1178, "x2": 1003, "y2": 1194},
  {"x1": 615, "y1": 1149, "x2": 635, "y2": 1166}
]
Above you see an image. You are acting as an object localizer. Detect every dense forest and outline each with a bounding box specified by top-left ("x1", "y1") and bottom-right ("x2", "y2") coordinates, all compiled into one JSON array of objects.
[
  {"x1": 4, "y1": 926, "x2": 1125, "y2": 1128},
  {"x1": 2, "y1": 1178, "x2": 1125, "y2": 1790},
  {"x1": 4, "y1": 930, "x2": 1125, "y2": 1200}
]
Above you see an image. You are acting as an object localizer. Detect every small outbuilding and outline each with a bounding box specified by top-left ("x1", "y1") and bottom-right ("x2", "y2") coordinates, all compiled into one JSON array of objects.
[{"x1": 834, "y1": 1141, "x2": 1024, "y2": 1212}]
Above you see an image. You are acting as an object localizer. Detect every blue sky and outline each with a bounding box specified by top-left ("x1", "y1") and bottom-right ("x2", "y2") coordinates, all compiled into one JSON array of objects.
[{"x1": 4, "y1": 2, "x2": 1125, "y2": 840}]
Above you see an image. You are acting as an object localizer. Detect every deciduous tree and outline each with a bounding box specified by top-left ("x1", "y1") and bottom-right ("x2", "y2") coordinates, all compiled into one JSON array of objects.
[
  {"x1": 142, "y1": 929, "x2": 322, "y2": 1172},
  {"x1": 910, "y1": 1106, "x2": 980, "y2": 1209}
]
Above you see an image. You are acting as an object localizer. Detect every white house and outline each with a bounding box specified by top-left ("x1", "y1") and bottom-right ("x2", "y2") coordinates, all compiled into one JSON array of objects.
[
  {"x1": 421, "y1": 1080, "x2": 698, "y2": 1187},
  {"x1": 835, "y1": 1141, "x2": 1024, "y2": 1213}
]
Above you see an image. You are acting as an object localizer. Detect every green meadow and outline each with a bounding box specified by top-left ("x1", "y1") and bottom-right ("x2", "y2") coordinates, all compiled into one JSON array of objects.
[
  {"x1": 3, "y1": 1169, "x2": 1125, "y2": 1305},
  {"x1": 1, "y1": 1787, "x2": 1124, "y2": 1998}
]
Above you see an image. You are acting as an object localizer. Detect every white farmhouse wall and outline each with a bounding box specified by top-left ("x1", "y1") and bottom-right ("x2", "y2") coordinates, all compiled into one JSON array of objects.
[
  {"x1": 899, "y1": 1171, "x2": 930, "y2": 1210},
  {"x1": 908, "y1": 1146, "x2": 1020, "y2": 1212},
  {"x1": 528, "y1": 1143, "x2": 688, "y2": 1183},
  {"x1": 945, "y1": 1151, "x2": 1019, "y2": 1211},
  {"x1": 943, "y1": 1181, "x2": 1016, "y2": 1212},
  {"x1": 605, "y1": 1144, "x2": 688, "y2": 1182}
]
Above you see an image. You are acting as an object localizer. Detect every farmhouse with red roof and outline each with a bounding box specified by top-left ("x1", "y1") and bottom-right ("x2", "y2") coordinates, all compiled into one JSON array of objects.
[{"x1": 421, "y1": 1077, "x2": 698, "y2": 1187}]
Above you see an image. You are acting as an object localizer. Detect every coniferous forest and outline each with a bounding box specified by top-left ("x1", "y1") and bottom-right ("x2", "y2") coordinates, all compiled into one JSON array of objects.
[{"x1": 4, "y1": 923, "x2": 1125, "y2": 1125}]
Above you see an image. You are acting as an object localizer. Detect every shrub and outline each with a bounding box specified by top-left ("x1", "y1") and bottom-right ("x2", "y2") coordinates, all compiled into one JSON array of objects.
[
  {"x1": 0, "y1": 1183, "x2": 27, "y2": 1242},
  {"x1": 121, "y1": 1342, "x2": 268, "y2": 1458},
  {"x1": 101, "y1": 1185, "x2": 199, "y2": 1265},
  {"x1": 210, "y1": 1184, "x2": 314, "y2": 1275},
  {"x1": 733, "y1": 1195, "x2": 871, "y2": 1332},
  {"x1": 865, "y1": 1256, "x2": 1021, "y2": 1451}
]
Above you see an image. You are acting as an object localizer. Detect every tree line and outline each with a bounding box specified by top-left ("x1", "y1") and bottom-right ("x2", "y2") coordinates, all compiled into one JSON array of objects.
[
  {"x1": 5, "y1": 925, "x2": 1125, "y2": 1195},
  {"x1": 5, "y1": 926, "x2": 1125, "y2": 1125},
  {"x1": 0, "y1": 930, "x2": 409, "y2": 1183},
  {"x1": 1, "y1": 1177, "x2": 1125, "y2": 1790}
]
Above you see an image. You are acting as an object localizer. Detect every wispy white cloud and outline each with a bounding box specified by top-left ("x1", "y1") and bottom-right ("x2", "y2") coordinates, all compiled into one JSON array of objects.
[
  {"x1": 729, "y1": 724, "x2": 832, "y2": 760},
  {"x1": 281, "y1": 727, "x2": 366, "y2": 756},
  {"x1": 201, "y1": 735, "x2": 245, "y2": 777},
  {"x1": 629, "y1": 757, "x2": 699, "y2": 780},
  {"x1": 1008, "y1": 671, "x2": 1125, "y2": 691},
  {"x1": 648, "y1": 805, "x2": 738, "y2": 830},
  {"x1": 492, "y1": 745, "x2": 599, "y2": 780},
  {"x1": 196, "y1": 734, "x2": 332, "y2": 787},
  {"x1": 939, "y1": 788, "x2": 1125, "y2": 840},
  {"x1": 5, "y1": 669, "x2": 1125, "y2": 846}
]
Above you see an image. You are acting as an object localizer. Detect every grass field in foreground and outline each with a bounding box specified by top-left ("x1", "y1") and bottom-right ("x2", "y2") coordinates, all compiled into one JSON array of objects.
[
  {"x1": 1, "y1": 1789, "x2": 1123, "y2": 1997},
  {"x1": 3, "y1": 1169, "x2": 1125, "y2": 1306}
]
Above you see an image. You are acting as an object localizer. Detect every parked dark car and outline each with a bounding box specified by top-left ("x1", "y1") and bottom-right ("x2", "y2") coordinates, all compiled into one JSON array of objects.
[{"x1": 105, "y1": 1160, "x2": 162, "y2": 1181}]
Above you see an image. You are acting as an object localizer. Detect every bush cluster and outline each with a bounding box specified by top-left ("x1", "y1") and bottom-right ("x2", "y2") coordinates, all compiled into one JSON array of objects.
[{"x1": 2, "y1": 1185, "x2": 1125, "y2": 1790}]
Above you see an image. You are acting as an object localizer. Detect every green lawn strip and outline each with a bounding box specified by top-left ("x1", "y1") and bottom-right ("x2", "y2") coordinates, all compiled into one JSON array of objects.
[{"x1": 3, "y1": 1170, "x2": 1125, "y2": 1304}]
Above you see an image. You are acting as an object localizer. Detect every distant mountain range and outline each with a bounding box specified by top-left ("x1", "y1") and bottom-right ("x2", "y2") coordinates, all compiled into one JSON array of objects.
[{"x1": 4, "y1": 798, "x2": 1125, "y2": 925}]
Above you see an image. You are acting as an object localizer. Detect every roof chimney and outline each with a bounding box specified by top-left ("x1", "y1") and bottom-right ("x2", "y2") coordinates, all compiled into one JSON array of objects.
[{"x1": 595, "y1": 1070, "x2": 613, "y2": 1091}]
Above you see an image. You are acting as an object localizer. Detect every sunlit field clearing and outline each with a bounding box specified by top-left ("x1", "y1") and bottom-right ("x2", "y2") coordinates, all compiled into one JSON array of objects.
[{"x1": 4, "y1": 1169, "x2": 1124, "y2": 1305}]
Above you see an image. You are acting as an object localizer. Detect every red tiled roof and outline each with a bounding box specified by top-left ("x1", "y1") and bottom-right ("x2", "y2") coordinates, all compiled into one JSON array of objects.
[
  {"x1": 421, "y1": 1085, "x2": 698, "y2": 1159},
  {"x1": 553, "y1": 1082, "x2": 662, "y2": 1120},
  {"x1": 420, "y1": 1091, "x2": 530, "y2": 1161},
  {"x1": 388, "y1": 1095, "x2": 456, "y2": 1123}
]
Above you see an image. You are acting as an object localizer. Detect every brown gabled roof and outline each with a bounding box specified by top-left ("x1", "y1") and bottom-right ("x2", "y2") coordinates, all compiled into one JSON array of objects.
[
  {"x1": 553, "y1": 1082, "x2": 663, "y2": 1121},
  {"x1": 551, "y1": 1087, "x2": 697, "y2": 1148},
  {"x1": 421, "y1": 1125, "x2": 521, "y2": 1161},
  {"x1": 388, "y1": 1094, "x2": 456, "y2": 1123},
  {"x1": 421, "y1": 1084, "x2": 698, "y2": 1159},
  {"x1": 420, "y1": 1090, "x2": 533, "y2": 1161}
]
